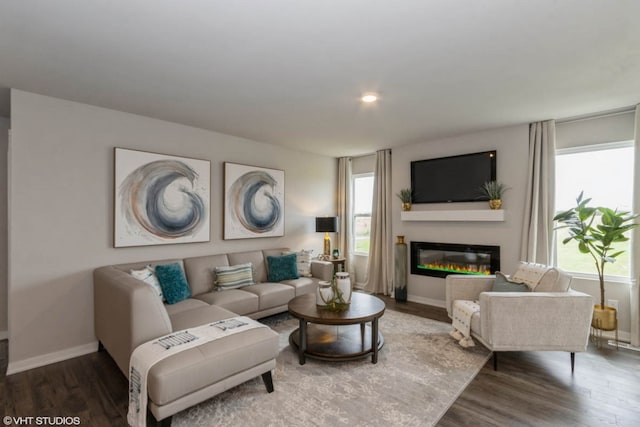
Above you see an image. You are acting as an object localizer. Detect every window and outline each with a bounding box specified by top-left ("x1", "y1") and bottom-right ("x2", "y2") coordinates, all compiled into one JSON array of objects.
[
  {"x1": 555, "y1": 141, "x2": 634, "y2": 277},
  {"x1": 353, "y1": 173, "x2": 374, "y2": 255}
]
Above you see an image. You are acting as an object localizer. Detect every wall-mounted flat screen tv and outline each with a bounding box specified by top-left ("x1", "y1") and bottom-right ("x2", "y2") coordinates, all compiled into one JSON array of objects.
[{"x1": 410, "y1": 150, "x2": 496, "y2": 204}]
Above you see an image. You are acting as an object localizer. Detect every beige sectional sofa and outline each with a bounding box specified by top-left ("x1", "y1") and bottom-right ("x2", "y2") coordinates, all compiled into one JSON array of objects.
[{"x1": 93, "y1": 248, "x2": 333, "y2": 425}]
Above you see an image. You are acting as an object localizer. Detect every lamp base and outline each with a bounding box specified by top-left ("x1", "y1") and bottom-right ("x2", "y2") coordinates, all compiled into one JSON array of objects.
[{"x1": 323, "y1": 232, "x2": 331, "y2": 258}]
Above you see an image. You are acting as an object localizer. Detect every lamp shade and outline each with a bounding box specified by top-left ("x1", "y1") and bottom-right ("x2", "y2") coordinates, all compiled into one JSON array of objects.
[{"x1": 315, "y1": 216, "x2": 338, "y2": 233}]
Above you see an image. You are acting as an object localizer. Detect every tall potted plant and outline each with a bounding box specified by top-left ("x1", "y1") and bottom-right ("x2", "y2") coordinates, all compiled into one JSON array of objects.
[{"x1": 553, "y1": 192, "x2": 639, "y2": 330}]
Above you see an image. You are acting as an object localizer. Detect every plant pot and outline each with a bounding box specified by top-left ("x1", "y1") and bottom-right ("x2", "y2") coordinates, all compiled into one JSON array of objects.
[
  {"x1": 401, "y1": 202, "x2": 412, "y2": 211},
  {"x1": 592, "y1": 305, "x2": 617, "y2": 331},
  {"x1": 488, "y1": 199, "x2": 502, "y2": 210}
]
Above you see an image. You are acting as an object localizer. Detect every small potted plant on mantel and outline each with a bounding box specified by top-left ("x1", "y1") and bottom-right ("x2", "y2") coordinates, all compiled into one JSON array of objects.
[
  {"x1": 553, "y1": 192, "x2": 639, "y2": 331},
  {"x1": 479, "y1": 180, "x2": 509, "y2": 210},
  {"x1": 396, "y1": 188, "x2": 412, "y2": 211}
]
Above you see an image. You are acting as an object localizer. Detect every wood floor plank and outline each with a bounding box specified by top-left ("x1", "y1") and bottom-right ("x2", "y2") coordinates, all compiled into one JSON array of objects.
[{"x1": 0, "y1": 296, "x2": 638, "y2": 426}]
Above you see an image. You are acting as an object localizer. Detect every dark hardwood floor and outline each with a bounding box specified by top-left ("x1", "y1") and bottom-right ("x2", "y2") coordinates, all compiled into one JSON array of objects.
[{"x1": 1, "y1": 298, "x2": 639, "y2": 426}]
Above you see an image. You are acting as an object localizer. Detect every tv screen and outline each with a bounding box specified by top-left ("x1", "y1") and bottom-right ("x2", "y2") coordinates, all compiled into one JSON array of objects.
[{"x1": 410, "y1": 150, "x2": 496, "y2": 204}]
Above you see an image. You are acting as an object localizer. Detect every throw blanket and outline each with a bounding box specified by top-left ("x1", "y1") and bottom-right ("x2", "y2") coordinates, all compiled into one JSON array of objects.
[
  {"x1": 128, "y1": 317, "x2": 266, "y2": 427},
  {"x1": 450, "y1": 300, "x2": 480, "y2": 348}
]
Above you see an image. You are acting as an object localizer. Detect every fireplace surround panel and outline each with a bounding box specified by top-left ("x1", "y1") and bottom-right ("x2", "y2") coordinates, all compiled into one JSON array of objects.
[{"x1": 410, "y1": 241, "x2": 500, "y2": 278}]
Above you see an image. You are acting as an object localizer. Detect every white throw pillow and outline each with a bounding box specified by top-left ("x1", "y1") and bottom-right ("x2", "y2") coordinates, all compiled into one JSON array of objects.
[
  {"x1": 284, "y1": 250, "x2": 313, "y2": 277},
  {"x1": 130, "y1": 265, "x2": 164, "y2": 300}
]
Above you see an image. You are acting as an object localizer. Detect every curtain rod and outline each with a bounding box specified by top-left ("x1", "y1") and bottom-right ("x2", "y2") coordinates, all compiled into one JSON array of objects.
[{"x1": 556, "y1": 105, "x2": 636, "y2": 125}]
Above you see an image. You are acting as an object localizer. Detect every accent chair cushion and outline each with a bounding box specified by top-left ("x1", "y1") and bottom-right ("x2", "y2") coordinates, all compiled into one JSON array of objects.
[
  {"x1": 267, "y1": 253, "x2": 299, "y2": 282},
  {"x1": 511, "y1": 262, "x2": 552, "y2": 291},
  {"x1": 492, "y1": 271, "x2": 530, "y2": 292},
  {"x1": 155, "y1": 263, "x2": 192, "y2": 304},
  {"x1": 215, "y1": 263, "x2": 254, "y2": 290}
]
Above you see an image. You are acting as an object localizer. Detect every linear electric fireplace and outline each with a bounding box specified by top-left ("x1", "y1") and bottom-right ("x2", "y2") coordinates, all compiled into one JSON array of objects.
[{"x1": 411, "y1": 241, "x2": 500, "y2": 278}]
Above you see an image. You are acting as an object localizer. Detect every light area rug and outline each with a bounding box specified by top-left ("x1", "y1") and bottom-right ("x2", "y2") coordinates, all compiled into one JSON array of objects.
[{"x1": 172, "y1": 310, "x2": 491, "y2": 427}]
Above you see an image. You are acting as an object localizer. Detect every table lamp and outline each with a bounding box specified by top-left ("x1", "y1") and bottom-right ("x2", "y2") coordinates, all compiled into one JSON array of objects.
[{"x1": 315, "y1": 216, "x2": 338, "y2": 260}]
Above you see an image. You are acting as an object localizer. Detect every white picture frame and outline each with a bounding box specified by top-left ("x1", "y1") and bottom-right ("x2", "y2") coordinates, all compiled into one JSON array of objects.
[
  {"x1": 224, "y1": 162, "x2": 285, "y2": 240},
  {"x1": 114, "y1": 148, "x2": 210, "y2": 247}
]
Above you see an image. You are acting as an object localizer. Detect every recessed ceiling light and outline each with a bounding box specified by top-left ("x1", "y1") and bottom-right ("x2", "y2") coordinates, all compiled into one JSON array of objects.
[{"x1": 361, "y1": 93, "x2": 378, "y2": 103}]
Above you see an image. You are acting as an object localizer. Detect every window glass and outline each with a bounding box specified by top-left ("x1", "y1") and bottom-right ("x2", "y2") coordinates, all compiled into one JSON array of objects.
[
  {"x1": 353, "y1": 174, "x2": 374, "y2": 255},
  {"x1": 555, "y1": 143, "x2": 634, "y2": 277}
]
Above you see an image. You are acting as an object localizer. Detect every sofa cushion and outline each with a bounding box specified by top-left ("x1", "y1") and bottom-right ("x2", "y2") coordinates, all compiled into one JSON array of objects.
[
  {"x1": 281, "y1": 277, "x2": 316, "y2": 296},
  {"x1": 168, "y1": 304, "x2": 238, "y2": 331},
  {"x1": 183, "y1": 254, "x2": 230, "y2": 296},
  {"x1": 147, "y1": 326, "x2": 279, "y2": 406},
  {"x1": 215, "y1": 263, "x2": 255, "y2": 290},
  {"x1": 164, "y1": 298, "x2": 209, "y2": 317},
  {"x1": 228, "y1": 251, "x2": 267, "y2": 283},
  {"x1": 155, "y1": 263, "x2": 192, "y2": 305},
  {"x1": 492, "y1": 272, "x2": 530, "y2": 292},
  {"x1": 242, "y1": 283, "x2": 295, "y2": 311},
  {"x1": 266, "y1": 253, "x2": 299, "y2": 282},
  {"x1": 194, "y1": 289, "x2": 259, "y2": 315}
]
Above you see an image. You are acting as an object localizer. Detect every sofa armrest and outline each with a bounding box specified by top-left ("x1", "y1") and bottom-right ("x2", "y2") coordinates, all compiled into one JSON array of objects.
[
  {"x1": 479, "y1": 290, "x2": 594, "y2": 351},
  {"x1": 310, "y1": 260, "x2": 333, "y2": 281},
  {"x1": 445, "y1": 274, "x2": 495, "y2": 317},
  {"x1": 94, "y1": 266, "x2": 173, "y2": 376}
]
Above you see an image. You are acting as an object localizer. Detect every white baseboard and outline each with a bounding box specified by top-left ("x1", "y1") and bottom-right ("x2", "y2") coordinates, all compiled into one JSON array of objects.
[
  {"x1": 407, "y1": 295, "x2": 446, "y2": 308},
  {"x1": 6, "y1": 341, "x2": 99, "y2": 376},
  {"x1": 0, "y1": 330, "x2": 7, "y2": 341}
]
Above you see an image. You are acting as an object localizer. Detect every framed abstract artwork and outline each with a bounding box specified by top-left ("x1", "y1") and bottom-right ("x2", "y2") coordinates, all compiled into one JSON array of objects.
[
  {"x1": 224, "y1": 162, "x2": 285, "y2": 239},
  {"x1": 114, "y1": 148, "x2": 210, "y2": 247}
]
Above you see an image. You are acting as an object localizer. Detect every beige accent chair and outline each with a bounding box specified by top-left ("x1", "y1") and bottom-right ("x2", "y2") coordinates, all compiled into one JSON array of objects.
[{"x1": 445, "y1": 262, "x2": 594, "y2": 372}]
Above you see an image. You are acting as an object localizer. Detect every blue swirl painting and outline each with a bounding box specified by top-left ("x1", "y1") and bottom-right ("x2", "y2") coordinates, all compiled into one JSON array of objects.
[
  {"x1": 224, "y1": 163, "x2": 284, "y2": 239},
  {"x1": 114, "y1": 148, "x2": 210, "y2": 247}
]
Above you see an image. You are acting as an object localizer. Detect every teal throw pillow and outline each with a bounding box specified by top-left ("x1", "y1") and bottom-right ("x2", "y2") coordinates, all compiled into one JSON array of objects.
[
  {"x1": 155, "y1": 263, "x2": 192, "y2": 304},
  {"x1": 267, "y1": 253, "x2": 299, "y2": 282},
  {"x1": 492, "y1": 271, "x2": 530, "y2": 292}
]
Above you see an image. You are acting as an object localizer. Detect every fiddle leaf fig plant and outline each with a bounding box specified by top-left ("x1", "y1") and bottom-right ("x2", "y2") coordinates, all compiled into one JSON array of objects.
[{"x1": 553, "y1": 192, "x2": 639, "y2": 308}]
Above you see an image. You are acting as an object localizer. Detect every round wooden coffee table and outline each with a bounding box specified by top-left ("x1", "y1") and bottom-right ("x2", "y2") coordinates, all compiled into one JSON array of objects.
[{"x1": 288, "y1": 292, "x2": 385, "y2": 364}]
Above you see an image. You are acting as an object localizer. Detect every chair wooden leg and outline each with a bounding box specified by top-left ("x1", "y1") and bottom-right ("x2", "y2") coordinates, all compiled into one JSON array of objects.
[
  {"x1": 261, "y1": 371, "x2": 274, "y2": 393},
  {"x1": 570, "y1": 352, "x2": 575, "y2": 374},
  {"x1": 493, "y1": 352, "x2": 498, "y2": 371}
]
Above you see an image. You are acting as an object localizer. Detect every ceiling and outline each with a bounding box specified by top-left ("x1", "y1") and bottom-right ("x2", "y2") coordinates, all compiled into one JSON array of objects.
[{"x1": 1, "y1": 1, "x2": 639, "y2": 157}]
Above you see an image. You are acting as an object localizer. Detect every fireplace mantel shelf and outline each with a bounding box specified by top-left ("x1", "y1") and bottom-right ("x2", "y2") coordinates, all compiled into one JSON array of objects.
[{"x1": 401, "y1": 209, "x2": 505, "y2": 222}]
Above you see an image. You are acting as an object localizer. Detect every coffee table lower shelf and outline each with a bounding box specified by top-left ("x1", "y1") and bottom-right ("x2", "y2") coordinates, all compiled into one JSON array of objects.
[{"x1": 289, "y1": 323, "x2": 384, "y2": 362}]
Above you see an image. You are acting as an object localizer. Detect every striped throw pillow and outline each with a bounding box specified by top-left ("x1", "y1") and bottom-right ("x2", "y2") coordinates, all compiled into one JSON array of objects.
[{"x1": 215, "y1": 263, "x2": 254, "y2": 290}]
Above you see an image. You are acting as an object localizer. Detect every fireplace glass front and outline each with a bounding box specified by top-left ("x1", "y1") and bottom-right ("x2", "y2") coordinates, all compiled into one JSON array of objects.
[{"x1": 410, "y1": 241, "x2": 500, "y2": 278}]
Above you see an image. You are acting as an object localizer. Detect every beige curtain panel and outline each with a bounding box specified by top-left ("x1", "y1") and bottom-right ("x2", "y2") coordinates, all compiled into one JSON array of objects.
[
  {"x1": 363, "y1": 149, "x2": 393, "y2": 295},
  {"x1": 520, "y1": 120, "x2": 556, "y2": 265}
]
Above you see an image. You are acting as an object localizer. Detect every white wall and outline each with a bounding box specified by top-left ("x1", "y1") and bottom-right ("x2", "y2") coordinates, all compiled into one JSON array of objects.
[
  {"x1": 7, "y1": 90, "x2": 336, "y2": 373},
  {"x1": 0, "y1": 117, "x2": 8, "y2": 340},
  {"x1": 392, "y1": 125, "x2": 529, "y2": 307}
]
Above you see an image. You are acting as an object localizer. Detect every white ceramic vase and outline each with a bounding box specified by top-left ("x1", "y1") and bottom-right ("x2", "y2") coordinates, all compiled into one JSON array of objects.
[
  {"x1": 316, "y1": 281, "x2": 334, "y2": 306},
  {"x1": 335, "y1": 272, "x2": 352, "y2": 303}
]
